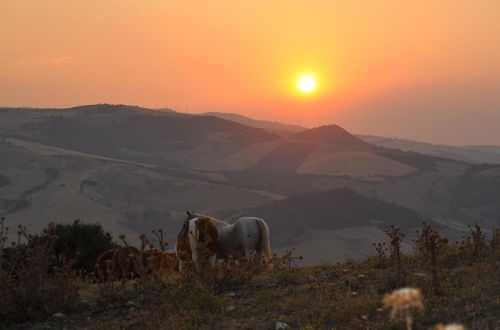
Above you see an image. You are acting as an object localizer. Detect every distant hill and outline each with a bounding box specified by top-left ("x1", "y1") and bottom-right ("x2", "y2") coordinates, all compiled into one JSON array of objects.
[
  {"x1": 0, "y1": 105, "x2": 280, "y2": 169},
  {"x1": 292, "y1": 125, "x2": 367, "y2": 146},
  {"x1": 249, "y1": 125, "x2": 418, "y2": 179},
  {"x1": 458, "y1": 145, "x2": 500, "y2": 156},
  {"x1": 2, "y1": 104, "x2": 499, "y2": 265},
  {"x1": 202, "y1": 112, "x2": 306, "y2": 133},
  {"x1": 359, "y1": 135, "x2": 500, "y2": 164}
]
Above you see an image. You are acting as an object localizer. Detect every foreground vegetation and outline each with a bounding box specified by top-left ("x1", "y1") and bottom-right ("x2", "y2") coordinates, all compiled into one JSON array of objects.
[{"x1": 1, "y1": 218, "x2": 498, "y2": 329}]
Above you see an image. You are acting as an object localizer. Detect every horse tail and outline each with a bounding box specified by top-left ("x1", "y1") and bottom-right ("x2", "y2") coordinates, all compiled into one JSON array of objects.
[{"x1": 256, "y1": 218, "x2": 273, "y2": 266}]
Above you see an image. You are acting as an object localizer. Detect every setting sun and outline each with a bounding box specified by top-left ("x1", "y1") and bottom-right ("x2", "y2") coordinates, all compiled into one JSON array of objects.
[{"x1": 297, "y1": 76, "x2": 317, "y2": 93}]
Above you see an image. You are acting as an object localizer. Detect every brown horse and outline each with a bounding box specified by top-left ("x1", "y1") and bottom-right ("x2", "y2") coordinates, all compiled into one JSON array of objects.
[
  {"x1": 94, "y1": 248, "x2": 119, "y2": 281},
  {"x1": 111, "y1": 246, "x2": 144, "y2": 280},
  {"x1": 110, "y1": 246, "x2": 179, "y2": 280},
  {"x1": 145, "y1": 250, "x2": 179, "y2": 273}
]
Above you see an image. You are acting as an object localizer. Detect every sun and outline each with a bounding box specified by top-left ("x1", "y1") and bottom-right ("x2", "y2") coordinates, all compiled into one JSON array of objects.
[{"x1": 297, "y1": 76, "x2": 317, "y2": 93}]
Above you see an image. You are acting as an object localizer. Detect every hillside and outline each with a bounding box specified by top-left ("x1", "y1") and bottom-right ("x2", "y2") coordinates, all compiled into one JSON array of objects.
[
  {"x1": 0, "y1": 141, "x2": 280, "y2": 244},
  {"x1": 249, "y1": 125, "x2": 419, "y2": 179},
  {"x1": 224, "y1": 188, "x2": 436, "y2": 265},
  {"x1": 1, "y1": 105, "x2": 499, "y2": 265},
  {"x1": 0, "y1": 105, "x2": 280, "y2": 170}
]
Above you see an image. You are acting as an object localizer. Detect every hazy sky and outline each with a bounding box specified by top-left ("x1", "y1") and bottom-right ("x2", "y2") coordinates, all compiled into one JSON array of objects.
[{"x1": 1, "y1": 1, "x2": 499, "y2": 145}]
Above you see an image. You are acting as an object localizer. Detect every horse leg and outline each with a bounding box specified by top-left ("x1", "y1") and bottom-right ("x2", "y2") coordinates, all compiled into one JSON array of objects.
[{"x1": 192, "y1": 250, "x2": 200, "y2": 270}]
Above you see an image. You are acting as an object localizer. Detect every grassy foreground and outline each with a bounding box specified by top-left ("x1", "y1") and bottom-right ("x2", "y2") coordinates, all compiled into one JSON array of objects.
[{"x1": 1, "y1": 224, "x2": 499, "y2": 329}]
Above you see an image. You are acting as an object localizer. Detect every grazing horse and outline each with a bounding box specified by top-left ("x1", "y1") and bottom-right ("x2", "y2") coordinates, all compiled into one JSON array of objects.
[
  {"x1": 94, "y1": 248, "x2": 119, "y2": 281},
  {"x1": 111, "y1": 246, "x2": 141, "y2": 280},
  {"x1": 182, "y1": 211, "x2": 273, "y2": 268},
  {"x1": 143, "y1": 250, "x2": 179, "y2": 273}
]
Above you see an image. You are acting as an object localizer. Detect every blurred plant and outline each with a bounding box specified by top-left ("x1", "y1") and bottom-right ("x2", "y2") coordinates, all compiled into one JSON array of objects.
[
  {"x1": 383, "y1": 287, "x2": 423, "y2": 330},
  {"x1": 434, "y1": 323, "x2": 466, "y2": 330}
]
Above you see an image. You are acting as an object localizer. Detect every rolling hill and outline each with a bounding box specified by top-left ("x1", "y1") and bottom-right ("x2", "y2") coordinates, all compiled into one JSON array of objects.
[
  {"x1": 223, "y1": 188, "x2": 436, "y2": 264},
  {"x1": 1, "y1": 105, "x2": 498, "y2": 265}
]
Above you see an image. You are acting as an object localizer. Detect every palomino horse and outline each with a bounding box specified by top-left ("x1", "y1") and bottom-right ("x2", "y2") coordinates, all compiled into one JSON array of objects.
[{"x1": 179, "y1": 211, "x2": 273, "y2": 269}]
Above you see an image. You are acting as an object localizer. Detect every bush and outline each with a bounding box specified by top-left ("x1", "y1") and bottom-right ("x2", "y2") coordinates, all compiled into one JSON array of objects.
[
  {"x1": 42, "y1": 220, "x2": 118, "y2": 276},
  {"x1": 0, "y1": 219, "x2": 79, "y2": 323}
]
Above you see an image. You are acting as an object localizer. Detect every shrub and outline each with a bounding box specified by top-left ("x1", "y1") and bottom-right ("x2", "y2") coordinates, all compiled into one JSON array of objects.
[
  {"x1": 42, "y1": 220, "x2": 118, "y2": 276},
  {"x1": 0, "y1": 219, "x2": 79, "y2": 323}
]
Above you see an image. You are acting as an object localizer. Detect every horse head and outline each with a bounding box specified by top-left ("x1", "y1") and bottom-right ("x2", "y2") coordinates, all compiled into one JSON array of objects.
[
  {"x1": 177, "y1": 210, "x2": 196, "y2": 240},
  {"x1": 194, "y1": 217, "x2": 218, "y2": 251}
]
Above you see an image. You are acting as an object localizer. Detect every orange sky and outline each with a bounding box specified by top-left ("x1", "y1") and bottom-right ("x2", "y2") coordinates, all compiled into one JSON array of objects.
[{"x1": 1, "y1": 0, "x2": 499, "y2": 145}]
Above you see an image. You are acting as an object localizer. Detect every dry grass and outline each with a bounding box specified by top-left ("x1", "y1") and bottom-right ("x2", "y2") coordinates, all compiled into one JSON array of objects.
[{"x1": 1, "y1": 220, "x2": 499, "y2": 329}]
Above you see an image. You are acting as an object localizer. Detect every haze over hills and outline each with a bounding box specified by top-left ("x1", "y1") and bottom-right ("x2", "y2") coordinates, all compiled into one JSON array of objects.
[
  {"x1": 359, "y1": 135, "x2": 500, "y2": 164},
  {"x1": 1, "y1": 104, "x2": 498, "y2": 264},
  {"x1": 204, "y1": 110, "x2": 500, "y2": 164}
]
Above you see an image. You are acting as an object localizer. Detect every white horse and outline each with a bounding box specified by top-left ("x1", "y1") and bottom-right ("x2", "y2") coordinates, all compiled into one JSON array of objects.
[{"x1": 184, "y1": 211, "x2": 273, "y2": 268}]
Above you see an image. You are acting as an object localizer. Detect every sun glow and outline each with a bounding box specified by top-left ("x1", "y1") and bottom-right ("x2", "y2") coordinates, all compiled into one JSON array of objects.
[{"x1": 297, "y1": 76, "x2": 317, "y2": 93}]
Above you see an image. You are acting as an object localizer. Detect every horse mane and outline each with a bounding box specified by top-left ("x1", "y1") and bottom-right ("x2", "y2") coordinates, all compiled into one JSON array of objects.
[{"x1": 187, "y1": 211, "x2": 229, "y2": 226}]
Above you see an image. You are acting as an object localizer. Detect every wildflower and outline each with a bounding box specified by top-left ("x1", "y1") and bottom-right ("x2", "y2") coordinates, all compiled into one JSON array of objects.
[
  {"x1": 434, "y1": 324, "x2": 465, "y2": 330},
  {"x1": 119, "y1": 234, "x2": 126, "y2": 240},
  {"x1": 383, "y1": 287, "x2": 423, "y2": 330},
  {"x1": 139, "y1": 233, "x2": 146, "y2": 240}
]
